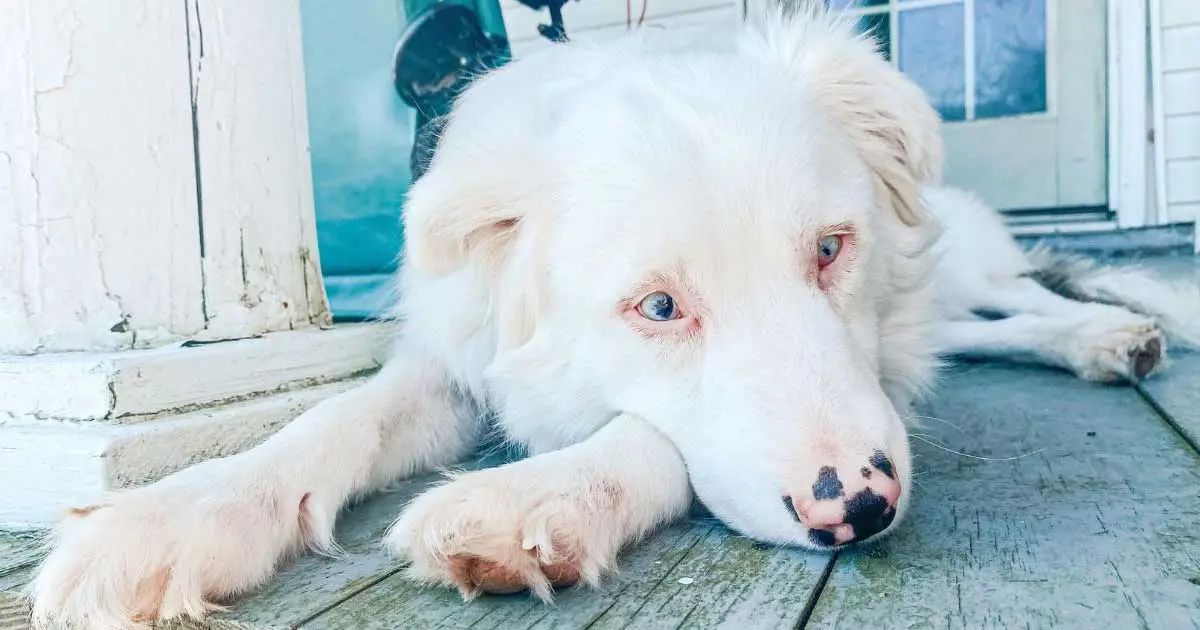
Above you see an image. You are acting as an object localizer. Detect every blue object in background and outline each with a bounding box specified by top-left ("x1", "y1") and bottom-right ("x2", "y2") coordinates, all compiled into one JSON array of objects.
[
  {"x1": 899, "y1": 3, "x2": 967, "y2": 122},
  {"x1": 974, "y1": 0, "x2": 1047, "y2": 119},
  {"x1": 298, "y1": 0, "x2": 508, "y2": 320},
  {"x1": 835, "y1": 0, "x2": 1048, "y2": 123}
]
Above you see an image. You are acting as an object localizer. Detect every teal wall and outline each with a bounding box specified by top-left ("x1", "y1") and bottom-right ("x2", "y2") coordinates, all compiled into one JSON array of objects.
[{"x1": 298, "y1": 0, "x2": 507, "y2": 319}]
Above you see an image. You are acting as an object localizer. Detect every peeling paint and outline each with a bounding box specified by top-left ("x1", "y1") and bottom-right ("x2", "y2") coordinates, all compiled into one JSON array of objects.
[{"x1": 3, "y1": 0, "x2": 326, "y2": 354}]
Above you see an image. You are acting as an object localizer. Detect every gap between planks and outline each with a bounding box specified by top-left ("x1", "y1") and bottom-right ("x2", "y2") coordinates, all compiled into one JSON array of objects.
[{"x1": 1134, "y1": 383, "x2": 1200, "y2": 456}]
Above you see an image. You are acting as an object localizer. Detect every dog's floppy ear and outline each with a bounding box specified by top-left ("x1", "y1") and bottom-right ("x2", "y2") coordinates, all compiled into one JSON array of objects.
[
  {"x1": 403, "y1": 160, "x2": 529, "y2": 276},
  {"x1": 743, "y1": 2, "x2": 943, "y2": 227},
  {"x1": 401, "y1": 70, "x2": 550, "y2": 277}
]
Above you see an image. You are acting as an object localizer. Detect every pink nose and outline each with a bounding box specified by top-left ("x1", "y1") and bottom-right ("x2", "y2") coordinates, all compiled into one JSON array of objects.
[{"x1": 782, "y1": 450, "x2": 901, "y2": 546}]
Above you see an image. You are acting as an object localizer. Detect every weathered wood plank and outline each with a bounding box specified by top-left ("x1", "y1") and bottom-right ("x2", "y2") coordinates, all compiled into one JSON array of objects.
[
  {"x1": 1125, "y1": 254, "x2": 1199, "y2": 450},
  {"x1": 301, "y1": 512, "x2": 829, "y2": 630},
  {"x1": 806, "y1": 363, "x2": 1200, "y2": 629},
  {"x1": 0, "y1": 532, "x2": 44, "y2": 630},
  {"x1": 195, "y1": 452, "x2": 514, "y2": 629},
  {"x1": 1139, "y1": 353, "x2": 1200, "y2": 450},
  {"x1": 298, "y1": 519, "x2": 708, "y2": 630},
  {"x1": 186, "y1": 0, "x2": 332, "y2": 339}
]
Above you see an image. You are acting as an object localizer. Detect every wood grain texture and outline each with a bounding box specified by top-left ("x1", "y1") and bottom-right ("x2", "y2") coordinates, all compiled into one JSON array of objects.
[
  {"x1": 806, "y1": 363, "x2": 1200, "y2": 629},
  {"x1": 186, "y1": 0, "x2": 331, "y2": 339},
  {"x1": 0, "y1": 532, "x2": 44, "y2": 630},
  {"x1": 301, "y1": 516, "x2": 827, "y2": 630}
]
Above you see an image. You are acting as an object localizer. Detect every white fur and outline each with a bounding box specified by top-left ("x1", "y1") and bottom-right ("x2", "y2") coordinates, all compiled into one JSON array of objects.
[{"x1": 27, "y1": 6, "x2": 1198, "y2": 628}]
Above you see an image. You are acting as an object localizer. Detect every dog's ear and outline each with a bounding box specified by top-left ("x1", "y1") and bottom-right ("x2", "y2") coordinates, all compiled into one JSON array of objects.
[
  {"x1": 402, "y1": 134, "x2": 539, "y2": 277},
  {"x1": 403, "y1": 163, "x2": 529, "y2": 276},
  {"x1": 744, "y1": 2, "x2": 943, "y2": 227},
  {"x1": 401, "y1": 70, "x2": 551, "y2": 277}
]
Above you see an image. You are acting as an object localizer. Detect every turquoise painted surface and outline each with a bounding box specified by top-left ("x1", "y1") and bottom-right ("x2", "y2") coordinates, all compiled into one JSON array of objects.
[{"x1": 298, "y1": 0, "x2": 508, "y2": 319}]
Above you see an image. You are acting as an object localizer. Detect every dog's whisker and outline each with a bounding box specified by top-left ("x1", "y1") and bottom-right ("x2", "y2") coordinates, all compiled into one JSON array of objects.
[
  {"x1": 905, "y1": 414, "x2": 970, "y2": 435},
  {"x1": 909, "y1": 434, "x2": 1044, "y2": 462}
]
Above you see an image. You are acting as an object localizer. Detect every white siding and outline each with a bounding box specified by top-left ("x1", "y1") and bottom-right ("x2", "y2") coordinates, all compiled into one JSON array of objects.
[
  {"x1": 499, "y1": 0, "x2": 740, "y2": 57},
  {"x1": 1162, "y1": 70, "x2": 1200, "y2": 115},
  {"x1": 1166, "y1": 159, "x2": 1200, "y2": 204},
  {"x1": 1164, "y1": 115, "x2": 1200, "y2": 160},
  {"x1": 1159, "y1": 0, "x2": 1200, "y2": 223}
]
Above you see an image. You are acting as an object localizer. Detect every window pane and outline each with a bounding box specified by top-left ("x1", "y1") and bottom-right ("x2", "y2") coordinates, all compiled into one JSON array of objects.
[
  {"x1": 974, "y1": 0, "x2": 1048, "y2": 118},
  {"x1": 899, "y1": 4, "x2": 966, "y2": 122}
]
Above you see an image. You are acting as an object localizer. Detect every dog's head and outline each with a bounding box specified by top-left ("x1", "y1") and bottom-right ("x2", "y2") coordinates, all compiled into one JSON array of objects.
[{"x1": 403, "y1": 6, "x2": 942, "y2": 548}]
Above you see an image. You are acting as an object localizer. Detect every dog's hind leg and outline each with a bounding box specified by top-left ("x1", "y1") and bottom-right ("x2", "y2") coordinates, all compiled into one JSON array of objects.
[
  {"x1": 935, "y1": 303, "x2": 1165, "y2": 383},
  {"x1": 925, "y1": 186, "x2": 1174, "y2": 381},
  {"x1": 385, "y1": 413, "x2": 692, "y2": 601},
  {"x1": 29, "y1": 339, "x2": 479, "y2": 629},
  {"x1": 1023, "y1": 245, "x2": 1200, "y2": 349}
]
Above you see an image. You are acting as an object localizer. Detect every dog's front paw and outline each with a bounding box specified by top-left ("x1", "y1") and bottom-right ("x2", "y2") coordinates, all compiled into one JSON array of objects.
[
  {"x1": 385, "y1": 464, "x2": 623, "y2": 601},
  {"x1": 28, "y1": 460, "x2": 307, "y2": 629}
]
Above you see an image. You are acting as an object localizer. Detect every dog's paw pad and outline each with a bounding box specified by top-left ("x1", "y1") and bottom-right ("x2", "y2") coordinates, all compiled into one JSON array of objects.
[{"x1": 1128, "y1": 336, "x2": 1163, "y2": 380}]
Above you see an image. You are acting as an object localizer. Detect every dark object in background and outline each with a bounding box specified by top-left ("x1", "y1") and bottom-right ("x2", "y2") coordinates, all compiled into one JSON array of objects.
[
  {"x1": 514, "y1": 0, "x2": 572, "y2": 43},
  {"x1": 392, "y1": 3, "x2": 510, "y2": 181},
  {"x1": 393, "y1": 0, "x2": 579, "y2": 181}
]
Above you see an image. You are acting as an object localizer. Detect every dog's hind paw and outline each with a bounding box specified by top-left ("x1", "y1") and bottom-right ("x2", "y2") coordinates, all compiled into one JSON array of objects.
[{"x1": 1061, "y1": 307, "x2": 1167, "y2": 383}]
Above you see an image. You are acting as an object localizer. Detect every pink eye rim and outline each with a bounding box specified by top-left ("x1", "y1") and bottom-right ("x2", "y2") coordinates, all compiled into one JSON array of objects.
[{"x1": 621, "y1": 277, "x2": 703, "y2": 340}]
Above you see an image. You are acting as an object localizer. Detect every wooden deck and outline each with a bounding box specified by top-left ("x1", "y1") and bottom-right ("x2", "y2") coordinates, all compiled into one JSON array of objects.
[{"x1": 3, "y1": 257, "x2": 1199, "y2": 629}]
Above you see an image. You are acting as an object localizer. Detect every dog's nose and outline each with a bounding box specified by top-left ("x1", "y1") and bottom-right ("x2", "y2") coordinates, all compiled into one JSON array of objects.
[{"x1": 781, "y1": 450, "x2": 901, "y2": 547}]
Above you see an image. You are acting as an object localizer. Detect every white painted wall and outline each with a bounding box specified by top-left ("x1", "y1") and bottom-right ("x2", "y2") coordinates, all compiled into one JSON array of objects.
[
  {"x1": 500, "y1": 0, "x2": 740, "y2": 57},
  {"x1": 1158, "y1": 0, "x2": 1200, "y2": 224},
  {"x1": 0, "y1": 0, "x2": 330, "y2": 356}
]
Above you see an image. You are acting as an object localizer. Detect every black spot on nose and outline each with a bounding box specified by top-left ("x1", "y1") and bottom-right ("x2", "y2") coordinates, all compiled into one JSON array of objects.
[
  {"x1": 869, "y1": 450, "x2": 895, "y2": 480},
  {"x1": 808, "y1": 528, "x2": 837, "y2": 547},
  {"x1": 812, "y1": 466, "x2": 844, "y2": 500},
  {"x1": 860, "y1": 466, "x2": 872, "y2": 479},
  {"x1": 843, "y1": 488, "x2": 895, "y2": 541}
]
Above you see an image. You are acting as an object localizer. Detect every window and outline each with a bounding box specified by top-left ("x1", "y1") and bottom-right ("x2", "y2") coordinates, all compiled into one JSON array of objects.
[{"x1": 830, "y1": 0, "x2": 1048, "y2": 122}]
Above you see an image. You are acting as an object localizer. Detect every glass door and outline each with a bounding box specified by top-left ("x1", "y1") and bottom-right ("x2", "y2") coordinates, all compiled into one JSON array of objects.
[{"x1": 831, "y1": 0, "x2": 1109, "y2": 226}]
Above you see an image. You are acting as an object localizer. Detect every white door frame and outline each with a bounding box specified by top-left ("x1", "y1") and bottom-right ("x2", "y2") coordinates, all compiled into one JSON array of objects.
[{"x1": 1109, "y1": 0, "x2": 1154, "y2": 229}]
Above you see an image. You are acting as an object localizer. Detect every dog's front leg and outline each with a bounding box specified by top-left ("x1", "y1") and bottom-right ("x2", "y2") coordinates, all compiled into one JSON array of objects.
[
  {"x1": 29, "y1": 346, "x2": 478, "y2": 629},
  {"x1": 387, "y1": 413, "x2": 691, "y2": 601}
]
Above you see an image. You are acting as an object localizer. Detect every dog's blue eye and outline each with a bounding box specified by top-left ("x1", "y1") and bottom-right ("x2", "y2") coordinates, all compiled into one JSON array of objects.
[
  {"x1": 818, "y1": 234, "x2": 843, "y2": 267},
  {"x1": 638, "y1": 292, "x2": 678, "y2": 321}
]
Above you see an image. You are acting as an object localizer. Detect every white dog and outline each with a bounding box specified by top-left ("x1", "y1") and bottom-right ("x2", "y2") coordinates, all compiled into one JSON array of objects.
[{"x1": 27, "y1": 6, "x2": 1200, "y2": 628}]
